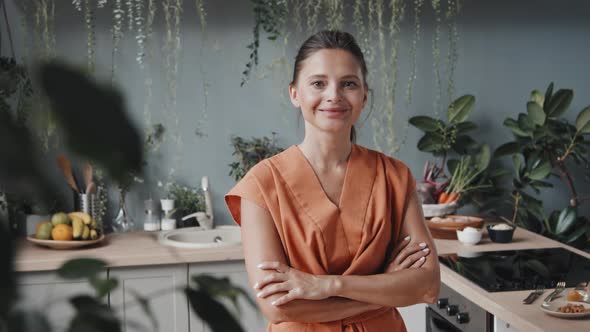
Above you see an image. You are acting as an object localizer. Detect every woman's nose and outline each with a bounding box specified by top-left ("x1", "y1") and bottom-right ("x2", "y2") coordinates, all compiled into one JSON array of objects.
[{"x1": 324, "y1": 83, "x2": 343, "y2": 102}]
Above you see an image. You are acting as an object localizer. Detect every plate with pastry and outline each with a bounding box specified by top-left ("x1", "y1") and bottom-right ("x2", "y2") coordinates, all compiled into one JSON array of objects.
[{"x1": 540, "y1": 300, "x2": 590, "y2": 318}]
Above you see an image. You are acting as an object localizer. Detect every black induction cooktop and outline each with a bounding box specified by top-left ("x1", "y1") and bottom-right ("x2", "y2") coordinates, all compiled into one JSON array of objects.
[{"x1": 439, "y1": 247, "x2": 590, "y2": 292}]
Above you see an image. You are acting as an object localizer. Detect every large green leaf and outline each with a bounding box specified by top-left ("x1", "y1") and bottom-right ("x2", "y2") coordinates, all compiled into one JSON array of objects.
[
  {"x1": 504, "y1": 118, "x2": 530, "y2": 137},
  {"x1": 494, "y1": 142, "x2": 521, "y2": 157},
  {"x1": 89, "y1": 276, "x2": 118, "y2": 299},
  {"x1": 408, "y1": 116, "x2": 441, "y2": 132},
  {"x1": 186, "y1": 288, "x2": 245, "y2": 332},
  {"x1": 575, "y1": 106, "x2": 590, "y2": 134},
  {"x1": 544, "y1": 82, "x2": 554, "y2": 108},
  {"x1": 57, "y1": 258, "x2": 107, "y2": 279},
  {"x1": 564, "y1": 223, "x2": 589, "y2": 243},
  {"x1": 474, "y1": 144, "x2": 491, "y2": 173},
  {"x1": 527, "y1": 160, "x2": 552, "y2": 181},
  {"x1": 38, "y1": 61, "x2": 143, "y2": 186},
  {"x1": 512, "y1": 154, "x2": 523, "y2": 181},
  {"x1": 448, "y1": 95, "x2": 475, "y2": 123},
  {"x1": 68, "y1": 296, "x2": 121, "y2": 332},
  {"x1": 555, "y1": 207, "x2": 577, "y2": 235},
  {"x1": 527, "y1": 101, "x2": 546, "y2": 126},
  {"x1": 455, "y1": 121, "x2": 478, "y2": 134},
  {"x1": 545, "y1": 89, "x2": 573, "y2": 118},
  {"x1": 417, "y1": 133, "x2": 444, "y2": 153}
]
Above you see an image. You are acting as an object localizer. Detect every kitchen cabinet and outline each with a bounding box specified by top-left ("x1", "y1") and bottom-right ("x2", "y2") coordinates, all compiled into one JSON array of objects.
[
  {"x1": 494, "y1": 317, "x2": 519, "y2": 332},
  {"x1": 16, "y1": 270, "x2": 107, "y2": 329},
  {"x1": 398, "y1": 303, "x2": 426, "y2": 332},
  {"x1": 189, "y1": 261, "x2": 268, "y2": 332},
  {"x1": 109, "y1": 264, "x2": 189, "y2": 332}
]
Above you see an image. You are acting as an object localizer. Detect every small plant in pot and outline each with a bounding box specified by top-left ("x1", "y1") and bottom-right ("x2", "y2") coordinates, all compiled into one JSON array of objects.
[{"x1": 410, "y1": 95, "x2": 505, "y2": 215}]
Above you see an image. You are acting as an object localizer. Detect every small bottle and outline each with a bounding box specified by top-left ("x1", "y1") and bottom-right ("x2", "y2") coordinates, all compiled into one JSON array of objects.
[{"x1": 143, "y1": 199, "x2": 160, "y2": 231}]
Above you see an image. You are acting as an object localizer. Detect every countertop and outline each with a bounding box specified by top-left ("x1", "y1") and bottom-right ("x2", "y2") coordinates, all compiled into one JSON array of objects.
[
  {"x1": 14, "y1": 226, "x2": 590, "y2": 331},
  {"x1": 436, "y1": 227, "x2": 590, "y2": 332}
]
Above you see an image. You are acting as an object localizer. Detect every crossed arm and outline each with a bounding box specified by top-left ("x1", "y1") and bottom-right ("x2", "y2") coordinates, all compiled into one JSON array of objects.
[{"x1": 239, "y1": 191, "x2": 440, "y2": 324}]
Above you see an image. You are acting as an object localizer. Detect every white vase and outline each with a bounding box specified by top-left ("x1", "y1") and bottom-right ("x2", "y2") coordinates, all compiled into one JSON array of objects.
[{"x1": 160, "y1": 199, "x2": 175, "y2": 211}]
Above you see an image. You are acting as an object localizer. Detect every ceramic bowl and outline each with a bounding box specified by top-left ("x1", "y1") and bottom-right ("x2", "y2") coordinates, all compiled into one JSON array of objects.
[
  {"x1": 456, "y1": 228, "x2": 483, "y2": 245},
  {"x1": 487, "y1": 225, "x2": 515, "y2": 243},
  {"x1": 422, "y1": 201, "x2": 458, "y2": 218}
]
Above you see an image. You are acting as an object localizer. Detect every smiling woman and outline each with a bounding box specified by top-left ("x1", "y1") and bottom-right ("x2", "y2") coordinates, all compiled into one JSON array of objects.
[{"x1": 225, "y1": 30, "x2": 440, "y2": 332}]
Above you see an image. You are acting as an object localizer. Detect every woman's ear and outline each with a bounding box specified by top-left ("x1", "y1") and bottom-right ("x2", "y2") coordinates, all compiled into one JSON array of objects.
[
  {"x1": 289, "y1": 84, "x2": 300, "y2": 108},
  {"x1": 362, "y1": 84, "x2": 369, "y2": 108}
]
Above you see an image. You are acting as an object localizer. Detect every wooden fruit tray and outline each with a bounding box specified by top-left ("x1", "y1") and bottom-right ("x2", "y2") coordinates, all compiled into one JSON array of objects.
[{"x1": 426, "y1": 215, "x2": 484, "y2": 240}]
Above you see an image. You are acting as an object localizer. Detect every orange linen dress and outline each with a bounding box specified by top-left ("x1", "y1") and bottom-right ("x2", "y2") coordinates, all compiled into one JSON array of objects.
[{"x1": 225, "y1": 144, "x2": 416, "y2": 332}]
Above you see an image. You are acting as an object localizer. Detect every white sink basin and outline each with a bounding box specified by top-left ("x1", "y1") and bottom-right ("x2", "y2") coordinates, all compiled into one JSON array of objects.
[{"x1": 158, "y1": 226, "x2": 241, "y2": 249}]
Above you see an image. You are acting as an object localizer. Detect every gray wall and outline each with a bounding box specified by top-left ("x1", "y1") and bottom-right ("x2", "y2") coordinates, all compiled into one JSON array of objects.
[{"x1": 2, "y1": 0, "x2": 589, "y2": 227}]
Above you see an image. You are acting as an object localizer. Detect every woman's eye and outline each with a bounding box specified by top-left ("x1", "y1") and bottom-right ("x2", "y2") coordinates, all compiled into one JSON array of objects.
[
  {"x1": 311, "y1": 81, "x2": 325, "y2": 88},
  {"x1": 343, "y1": 81, "x2": 358, "y2": 88}
]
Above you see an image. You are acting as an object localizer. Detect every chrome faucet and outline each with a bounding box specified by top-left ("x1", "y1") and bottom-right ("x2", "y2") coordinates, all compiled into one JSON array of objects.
[{"x1": 181, "y1": 176, "x2": 214, "y2": 229}]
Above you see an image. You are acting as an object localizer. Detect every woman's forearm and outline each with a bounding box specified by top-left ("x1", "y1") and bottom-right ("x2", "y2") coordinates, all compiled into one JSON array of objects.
[
  {"x1": 329, "y1": 266, "x2": 440, "y2": 307},
  {"x1": 265, "y1": 295, "x2": 382, "y2": 323}
]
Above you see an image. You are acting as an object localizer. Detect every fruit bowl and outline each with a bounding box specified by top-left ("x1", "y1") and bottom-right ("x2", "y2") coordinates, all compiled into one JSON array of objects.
[{"x1": 26, "y1": 234, "x2": 105, "y2": 250}]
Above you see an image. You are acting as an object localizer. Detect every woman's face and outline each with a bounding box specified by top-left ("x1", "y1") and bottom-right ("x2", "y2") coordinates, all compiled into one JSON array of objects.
[{"x1": 289, "y1": 49, "x2": 368, "y2": 136}]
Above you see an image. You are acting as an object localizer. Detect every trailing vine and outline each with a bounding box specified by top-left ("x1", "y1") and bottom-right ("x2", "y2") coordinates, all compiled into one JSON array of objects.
[
  {"x1": 325, "y1": 0, "x2": 344, "y2": 31},
  {"x1": 445, "y1": 0, "x2": 459, "y2": 103},
  {"x1": 195, "y1": 0, "x2": 209, "y2": 138},
  {"x1": 84, "y1": 0, "x2": 96, "y2": 73},
  {"x1": 142, "y1": 0, "x2": 156, "y2": 135},
  {"x1": 352, "y1": 0, "x2": 367, "y2": 54},
  {"x1": 432, "y1": 0, "x2": 442, "y2": 116},
  {"x1": 126, "y1": 0, "x2": 134, "y2": 31},
  {"x1": 241, "y1": 0, "x2": 287, "y2": 87},
  {"x1": 194, "y1": 0, "x2": 207, "y2": 35},
  {"x1": 292, "y1": 0, "x2": 303, "y2": 32},
  {"x1": 405, "y1": 0, "x2": 423, "y2": 106},
  {"x1": 135, "y1": 0, "x2": 146, "y2": 67},
  {"x1": 304, "y1": 0, "x2": 322, "y2": 34},
  {"x1": 111, "y1": 0, "x2": 124, "y2": 83},
  {"x1": 162, "y1": 0, "x2": 184, "y2": 177}
]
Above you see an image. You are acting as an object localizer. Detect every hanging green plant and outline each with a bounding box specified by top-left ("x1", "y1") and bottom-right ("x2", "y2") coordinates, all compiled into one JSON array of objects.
[
  {"x1": 194, "y1": 0, "x2": 207, "y2": 34},
  {"x1": 84, "y1": 0, "x2": 96, "y2": 73},
  {"x1": 371, "y1": 0, "x2": 405, "y2": 156},
  {"x1": 142, "y1": 0, "x2": 157, "y2": 137},
  {"x1": 445, "y1": 0, "x2": 460, "y2": 103},
  {"x1": 135, "y1": 0, "x2": 146, "y2": 67},
  {"x1": 111, "y1": 0, "x2": 124, "y2": 83},
  {"x1": 162, "y1": 0, "x2": 184, "y2": 177},
  {"x1": 431, "y1": 0, "x2": 442, "y2": 116},
  {"x1": 126, "y1": 0, "x2": 134, "y2": 31},
  {"x1": 241, "y1": 0, "x2": 287, "y2": 87},
  {"x1": 405, "y1": 0, "x2": 424, "y2": 106},
  {"x1": 291, "y1": 0, "x2": 302, "y2": 32},
  {"x1": 304, "y1": 0, "x2": 322, "y2": 34},
  {"x1": 325, "y1": 0, "x2": 344, "y2": 31}
]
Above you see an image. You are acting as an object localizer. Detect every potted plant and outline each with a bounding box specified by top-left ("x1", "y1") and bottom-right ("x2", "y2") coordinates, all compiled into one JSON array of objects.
[
  {"x1": 167, "y1": 182, "x2": 206, "y2": 227},
  {"x1": 409, "y1": 95, "x2": 504, "y2": 215},
  {"x1": 228, "y1": 133, "x2": 283, "y2": 181},
  {"x1": 494, "y1": 82, "x2": 590, "y2": 246}
]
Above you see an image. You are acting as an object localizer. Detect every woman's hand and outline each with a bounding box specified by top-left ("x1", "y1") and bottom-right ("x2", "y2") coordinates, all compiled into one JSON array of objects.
[
  {"x1": 254, "y1": 261, "x2": 333, "y2": 306},
  {"x1": 385, "y1": 236, "x2": 431, "y2": 273}
]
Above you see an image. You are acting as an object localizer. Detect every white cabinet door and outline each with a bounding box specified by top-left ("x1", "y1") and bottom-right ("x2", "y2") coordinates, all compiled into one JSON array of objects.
[
  {"x1": 189, "y1": 261, "x2": 267, "y2": 332},
  {"x1": 494, "y1": 316, "x2": 519, "y2": 332},
  {"x1": 398, "y1": 303, "x2": 427, "y2": 332},
  {"x1": 109, "y1": 264, "x2": 189, "y2": 332},
  {"x1": 17, "y1": 270, "x2": 107, "y2": 331}
]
